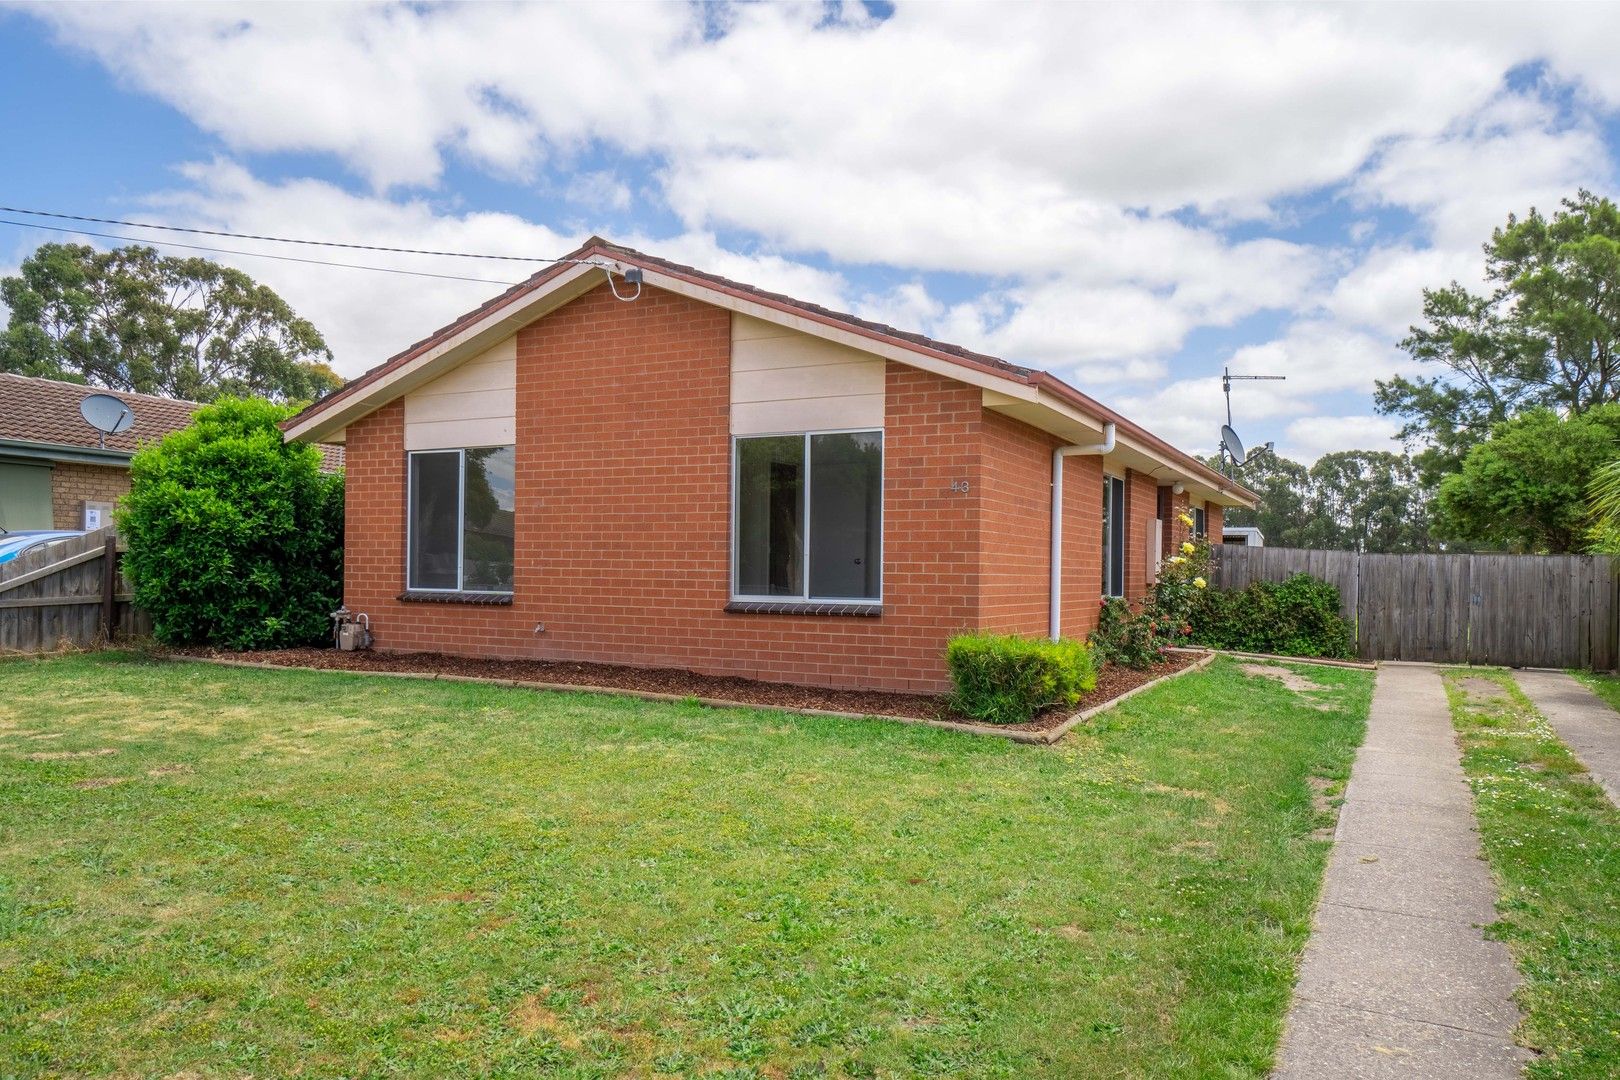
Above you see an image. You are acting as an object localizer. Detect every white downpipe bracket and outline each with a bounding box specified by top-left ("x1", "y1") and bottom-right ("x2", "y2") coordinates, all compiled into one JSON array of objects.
[{"x1": 1050, "y1": 422, "x2": 1116, "y2": 640}]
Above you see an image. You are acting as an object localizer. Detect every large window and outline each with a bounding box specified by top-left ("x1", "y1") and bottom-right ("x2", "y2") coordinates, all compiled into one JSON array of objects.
[
  {"x1": 734, "y1": 430, "x2": 882, "y2": 602},
  {"x1": 1102, "y1": 474, "x2": 1125, "y2": 598},
  {"x1": 408, "y1": 446, "x2": 516, "y2": 593}
]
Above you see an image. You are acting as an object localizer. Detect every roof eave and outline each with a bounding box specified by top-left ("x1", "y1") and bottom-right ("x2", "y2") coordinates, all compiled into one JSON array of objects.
[
  {"x1": 281, "y1": 238, "x2": 1257, "y2": 511},
  {"x1": 1031, "y1": 374, "x2": 1257, "y2": 508},
  {"x1": 0, "y1": 439, "x2": 134, "y2": 467}
]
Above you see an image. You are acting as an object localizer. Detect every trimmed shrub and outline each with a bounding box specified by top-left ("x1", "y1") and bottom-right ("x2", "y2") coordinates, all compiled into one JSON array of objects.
[
  {"x1": 945, "y1": 633, "x2": 1098, "y2": 724},
  {"x1": 1188, "y1": 573, "x2": 1354, "y2": 659},
  {"x1": 1089, "y1": 597, "x2": 1164, "y2": 670},
  {"x1": 118, "y1": 396, "x2": 343, "y2": 649},
  {"x1": 1090, "y1": 529, "x2": 1215, "y2": 671}
]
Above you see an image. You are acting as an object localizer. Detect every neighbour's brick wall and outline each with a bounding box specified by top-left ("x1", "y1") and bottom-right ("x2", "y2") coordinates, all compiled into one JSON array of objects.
[
  {"x1": 339, "y1": 283, "x2": 984, "y2": 693},
  {"x1": 50, "y1": 463, "x2": 130, "y2": 529}
]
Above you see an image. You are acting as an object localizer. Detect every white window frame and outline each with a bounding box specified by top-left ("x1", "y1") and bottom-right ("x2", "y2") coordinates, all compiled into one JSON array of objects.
[
  {"x1": 1192, "y1": 505, "x2": 1207, "y2": 539},
  {"x1": 1103, "y1": 472, "x2": 1126, "y2": 599},
  {"x1": 406, "y1": 446, "x2": 515, "y2": 595},
  {"x1": 730, "y1": 428, "x2": 884, "y2": 605}
]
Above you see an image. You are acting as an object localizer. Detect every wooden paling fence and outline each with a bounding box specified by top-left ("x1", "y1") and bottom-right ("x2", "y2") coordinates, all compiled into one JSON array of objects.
[
  {"x1": 1209, "y1": 545, "x2": 1619, "y2": 669},
  {"x1": 0, "y1": 527, "x2": 149, "y2": 654}
]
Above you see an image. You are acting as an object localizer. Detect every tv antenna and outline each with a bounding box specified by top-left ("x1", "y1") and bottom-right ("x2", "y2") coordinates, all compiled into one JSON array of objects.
[
  {"x1": 1220, "y1": 366, "x2": 1284, "y2": 477},
  {"x1": 79, "y1": 393, "x2": 134, "y2": 449}
]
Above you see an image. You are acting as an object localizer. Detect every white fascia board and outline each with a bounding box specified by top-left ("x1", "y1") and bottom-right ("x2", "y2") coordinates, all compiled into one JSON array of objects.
[{"x1": 985, "y1": 386, "x2": 1253, "y2": 508}]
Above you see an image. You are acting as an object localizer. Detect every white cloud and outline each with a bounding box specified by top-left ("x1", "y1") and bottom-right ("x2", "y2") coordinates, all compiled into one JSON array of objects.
[
  {"x1": 563, "y1": 171, "x2": 632, "y2": 213},
  {"x1": 131, "y1": 162, "x2": 856, "y2": 376},
  {"x1": 1279, "y1": 415, "x2": 1405, "y2": 463},
  {"x1": 1352, "y1": 90, "x2": 1614, "y2": 252},
  {"x1": 15, "y1": 1, "x2": 1620, "y2": 458}
]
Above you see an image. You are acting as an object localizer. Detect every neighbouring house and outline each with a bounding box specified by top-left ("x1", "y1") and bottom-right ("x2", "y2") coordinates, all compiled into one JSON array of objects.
[
  {"x1": 1223, "y1": 525, "x2": 1265, "y2": 547},
  {"x1": 0, "y1": 374, "x2": 201, "y2": 531},
  {"x1": 0, "y1": 373, "x2": 344, "y2": 533},
  {"x1": 284, "y1": 238, "x2": 1256, "y2": 693}
]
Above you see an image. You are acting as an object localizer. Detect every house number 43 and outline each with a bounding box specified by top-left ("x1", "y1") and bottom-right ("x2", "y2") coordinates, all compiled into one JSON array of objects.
[{"x1": 950, "y1": 479, "x2": 971, "y2": 494}]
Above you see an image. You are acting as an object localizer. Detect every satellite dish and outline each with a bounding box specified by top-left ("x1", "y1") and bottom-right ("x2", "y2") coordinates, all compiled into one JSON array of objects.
[
  {"x1": 1221, "y1": 423, "x2": 1247, "y2": 466},
  {"x1": 80, "y1": 393, "x2": 135, "y2": 448}
]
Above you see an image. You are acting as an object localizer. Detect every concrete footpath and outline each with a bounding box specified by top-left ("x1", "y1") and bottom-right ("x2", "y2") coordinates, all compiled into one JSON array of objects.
[
  {"x1": 1273, "y1": 664, "x2": 1529, "y2": 1078},
  {"x1": 1512, "y1": 669, "x2": 1620, "y2": 807}
]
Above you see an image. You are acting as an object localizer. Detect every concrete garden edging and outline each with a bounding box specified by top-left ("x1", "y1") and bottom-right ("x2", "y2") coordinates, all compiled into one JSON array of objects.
[{"x1": 159, "y1": 649, "x2": 1218, "y2": 746}]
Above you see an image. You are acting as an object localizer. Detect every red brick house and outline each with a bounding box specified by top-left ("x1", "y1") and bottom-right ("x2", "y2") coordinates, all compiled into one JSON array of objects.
[{"x1": 284, "y1": 238, "x2": 1253, "y2": 693}]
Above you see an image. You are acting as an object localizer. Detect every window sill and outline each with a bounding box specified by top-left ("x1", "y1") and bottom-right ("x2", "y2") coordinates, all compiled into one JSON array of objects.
[
  {"x1": 725, "y1": 600, "x2": 882, "y2": 617},
  {"x1": 398, "y1": 590, "x2": 513, "y2": 606}
]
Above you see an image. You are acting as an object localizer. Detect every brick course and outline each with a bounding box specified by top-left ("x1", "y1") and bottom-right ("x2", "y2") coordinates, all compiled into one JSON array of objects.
[{"x1": 339, "y1": 282, "x2": 1207, "y2": 691}]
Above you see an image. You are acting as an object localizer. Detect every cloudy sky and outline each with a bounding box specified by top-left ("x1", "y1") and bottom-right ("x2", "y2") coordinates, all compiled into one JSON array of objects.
[{"x1": 3, "y1": 1, "x2": 1618, "y2": 461}]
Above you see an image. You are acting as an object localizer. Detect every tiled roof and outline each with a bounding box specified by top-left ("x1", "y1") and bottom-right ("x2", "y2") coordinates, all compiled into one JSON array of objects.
[
  {"x1": 296, "y1": 236, "x2": 1036, "y2": 426},
  {"x1": 284, "y1": 236, "x2": 1246, "y2": 501},
  {"x1": 0, "y1": 373, "x2": 198, "y2": 454},
  {"x1": 0, "y1": 372, "x2": 343, "y2": 471}
]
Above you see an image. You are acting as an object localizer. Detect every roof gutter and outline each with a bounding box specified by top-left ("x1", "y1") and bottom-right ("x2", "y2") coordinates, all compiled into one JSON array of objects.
[
  {"x1": 0, "y1": 439, "x2": 134, "y2": 467},
  {"x1": 1051, "y1": 422, "x2": 1116, "y2": 641}
]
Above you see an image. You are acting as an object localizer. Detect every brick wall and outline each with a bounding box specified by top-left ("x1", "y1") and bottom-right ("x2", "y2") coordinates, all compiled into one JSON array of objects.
[
  {"x1": 340, "y1": 283, "x2": 985, "y2": 693},
  {"x1": 1206, "y1": 503, "x2": 1224, "y2": 543},
  {"x1": 977, "y1": 415, "x2": 1103, "y2": 641},
  {"x1": 337, "y1": 279, "x2": 1211, "y2": 689},
  {"x1": 1123, "y1": 469, "x2": 1158, "y2": 604},
  {"x1": 50, "y1": 462, "x2": 131, "y2": 529},
  {"x1": 1160, "y1": 487, "x2": 1191, "y2": 559}
]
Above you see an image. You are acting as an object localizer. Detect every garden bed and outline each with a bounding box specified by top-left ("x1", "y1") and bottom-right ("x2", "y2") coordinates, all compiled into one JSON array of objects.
[{"x1": 163, "y1": 645, "x2": 1205, "y2": 733}]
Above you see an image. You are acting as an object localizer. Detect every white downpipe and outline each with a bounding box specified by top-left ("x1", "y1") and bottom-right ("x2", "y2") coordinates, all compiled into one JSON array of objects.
[{"x1": 1050, "y1": 422, "x2": 1116, "y2": 640}]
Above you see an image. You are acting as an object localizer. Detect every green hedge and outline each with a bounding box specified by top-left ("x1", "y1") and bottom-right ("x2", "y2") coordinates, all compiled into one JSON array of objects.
[
  {"x1": 945, "y1": 633, "x2": 1098, "y2": 724},
  {"x1": 1187, "y1": 573, "x2": 1355, "y2": 659},
  {"x1": 119, "y1": 397, "x2": 343, "y2": 650}
]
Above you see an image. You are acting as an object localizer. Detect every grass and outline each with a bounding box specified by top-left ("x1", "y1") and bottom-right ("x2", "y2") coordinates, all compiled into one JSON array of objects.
[
  {"x1": 1441, "y1": 669, "x2": 1620, "y2": 1079},
  {"x1": 0, "y1": 653, "x2": 1371, "y2": 1079}
]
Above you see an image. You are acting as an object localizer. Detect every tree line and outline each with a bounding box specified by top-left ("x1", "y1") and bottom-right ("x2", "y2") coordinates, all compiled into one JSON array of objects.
[
  {"x1": 1226, "y1": 189, "x2": 1620, "y2": 555},
  {"x1": 0, "y1": 243, "x2": 341, "y2": 404}
]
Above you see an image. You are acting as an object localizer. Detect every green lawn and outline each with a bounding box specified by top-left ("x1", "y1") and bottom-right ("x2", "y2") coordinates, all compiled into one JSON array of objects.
[
  {"x1": 1442, "y1": 670, "x2": 1620, "y2": 1079},
  {"x1": 0, "y1": 653, "x2": 1370, "y2": 1079}
]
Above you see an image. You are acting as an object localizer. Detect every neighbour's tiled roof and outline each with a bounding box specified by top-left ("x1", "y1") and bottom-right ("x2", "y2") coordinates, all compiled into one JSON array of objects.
[
  {"x1": 0, "y1": 372, "x2": 344, "y2": 471},
  {"x1": 0, "y1": 373, "x2": 198, "y2": 453}
]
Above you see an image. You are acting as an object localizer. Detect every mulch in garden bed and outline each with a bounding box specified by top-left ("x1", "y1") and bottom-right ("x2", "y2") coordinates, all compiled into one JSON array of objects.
[{"x1": 165, "y1": 646, "x2": 1205, "y2": 734}]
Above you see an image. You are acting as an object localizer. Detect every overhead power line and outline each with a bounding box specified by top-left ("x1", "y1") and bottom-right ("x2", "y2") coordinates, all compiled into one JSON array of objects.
[
  {"x1": 0, "y1": 217, "x2": 525, "y2": 286},
  {"x1": 0, "y1": 204, "x2": 600, "y2": 265}
]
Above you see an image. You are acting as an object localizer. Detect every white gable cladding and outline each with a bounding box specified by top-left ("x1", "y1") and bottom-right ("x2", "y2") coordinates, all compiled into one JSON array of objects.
[
  {"x1": 402, "y1": 337, "x2": 517, "y2": 451},
  {"x1": 730, "y1": 314, "x2": 885, "y2": 435}
]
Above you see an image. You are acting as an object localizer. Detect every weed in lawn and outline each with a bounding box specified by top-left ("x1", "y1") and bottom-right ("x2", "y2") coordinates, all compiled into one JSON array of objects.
[
  {"x1": 0, "y1": 652, "x2": 1372, "y2": 1078},
  {"x1": 1442, "y1": 669, "x2": 1620, "y2": 1080}
]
